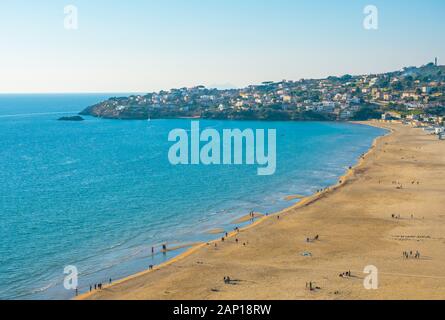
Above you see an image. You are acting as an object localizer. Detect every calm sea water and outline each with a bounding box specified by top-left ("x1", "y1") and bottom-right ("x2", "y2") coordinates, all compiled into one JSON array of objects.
[{"x1": 0, "y1": 94, "x2": 386, "y2": 300}]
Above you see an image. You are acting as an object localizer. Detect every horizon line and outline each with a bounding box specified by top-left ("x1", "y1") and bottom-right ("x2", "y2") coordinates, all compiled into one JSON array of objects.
[{"x1": 1, "y1": 61, "x2": 441, "y2": 96}]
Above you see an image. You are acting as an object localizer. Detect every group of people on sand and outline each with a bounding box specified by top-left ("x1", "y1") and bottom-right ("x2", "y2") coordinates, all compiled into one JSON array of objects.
[
  {"x1": 403, "y1": 250, "x2": 421, "y2": 259},
  {"x1": 339, "y1": 271, "x2": 352, "y2": 278},
  {"x1": 306, "y1": 281, "x2": 321, "y2": 291},
  {"x1": 223, "y1": 276, "x2": 232, "y2": 284},
  {"x1": 391, "y1": 180, "x2": 420, "y2": 190},
  {"x1": 212, "y1": 226, "x2": 251, "y2": 247},
  {"x1": 207, "y1": 228, "x2": 241, "y2": 248},
  {"x1": 306, "y1": 235, "x2": 320, "y2": 243},
  {"x1": 88, "y1": 278, "x2": 112, "y2": 293},
  {"x1": 392, "y1": 214, "x2": 423, "y2": 220}
]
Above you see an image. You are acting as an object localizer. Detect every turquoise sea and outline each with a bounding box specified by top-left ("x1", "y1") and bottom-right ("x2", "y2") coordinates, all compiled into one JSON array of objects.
[{"x1": 0, "y1": 94, "x2": 386, "y2": 300}]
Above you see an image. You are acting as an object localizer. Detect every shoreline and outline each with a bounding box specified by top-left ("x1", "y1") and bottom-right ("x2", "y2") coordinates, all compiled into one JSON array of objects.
[{"x1": 76, "y1": 120, "x2": 390, "y2": 300}]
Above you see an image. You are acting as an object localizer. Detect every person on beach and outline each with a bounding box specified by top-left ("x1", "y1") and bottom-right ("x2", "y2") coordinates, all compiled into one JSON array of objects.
[
  {"x1": 90, "y1": 285, "x2": 92, "y2": 292},
  {"x1": 109, "y1": 278, "x2": 112, "y2": 284}
]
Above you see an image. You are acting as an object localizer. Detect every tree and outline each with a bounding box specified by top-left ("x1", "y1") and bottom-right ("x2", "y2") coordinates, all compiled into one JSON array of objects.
[{"x1": 352, "y1": 106, "x2": 382, "y2": 120}]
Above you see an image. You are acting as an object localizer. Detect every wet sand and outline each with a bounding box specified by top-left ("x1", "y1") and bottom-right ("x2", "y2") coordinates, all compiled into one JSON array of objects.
[
  {"x1": 231, "y1": 213, "x2": 264, "y2": 224},
  {"x1": 80, "y1": 121, "x2": 445, "y2": 300},
  {"x1": 284, "y1": 195, "x2": 305, "y2": 201}
]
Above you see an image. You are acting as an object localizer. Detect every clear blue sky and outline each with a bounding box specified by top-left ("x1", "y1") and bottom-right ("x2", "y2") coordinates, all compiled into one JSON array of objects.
[{"x1": 0, "y1": 0, "x2": 444, "y2": 93}]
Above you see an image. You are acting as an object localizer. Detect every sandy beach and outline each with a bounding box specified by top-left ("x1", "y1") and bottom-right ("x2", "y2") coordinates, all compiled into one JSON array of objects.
[{"x1": 80, "y1": 121, "x2": 445, "y2": 300}]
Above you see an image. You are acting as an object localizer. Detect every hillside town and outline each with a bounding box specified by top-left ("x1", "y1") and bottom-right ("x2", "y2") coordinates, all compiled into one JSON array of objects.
[{"x1": 81, "y1": 61, "x2": 445, "y2": 128}]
